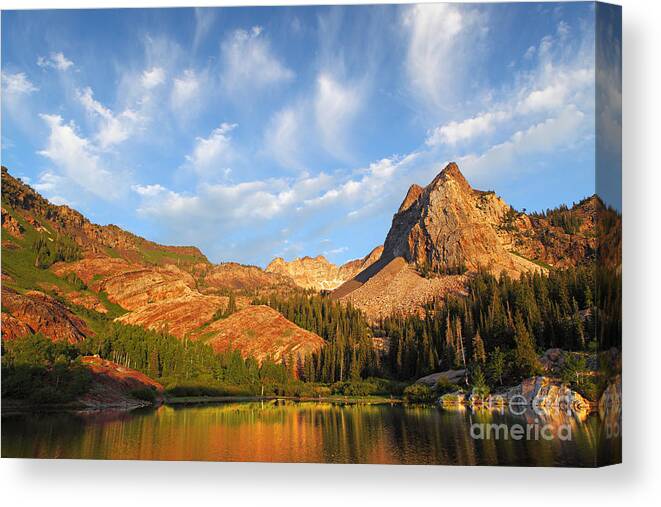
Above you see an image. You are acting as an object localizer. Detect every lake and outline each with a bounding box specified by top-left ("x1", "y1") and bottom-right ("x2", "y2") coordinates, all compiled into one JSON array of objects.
[{"x1": 1, "y1": 400, "x2": 621, "y2": 466}]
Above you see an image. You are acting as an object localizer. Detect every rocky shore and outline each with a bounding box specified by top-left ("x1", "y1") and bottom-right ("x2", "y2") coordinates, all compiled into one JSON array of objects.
[{"x1": 440, "y1": 376, "x2": 593, "y2": 412}]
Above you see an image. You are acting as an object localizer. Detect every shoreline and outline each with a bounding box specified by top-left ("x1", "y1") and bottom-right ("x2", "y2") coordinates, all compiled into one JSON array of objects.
[
  {"x1": 1, "y1": 394, "x2": 405, "y2": 414},
  {"x1": 164, "y1": 394, "x2": 404, "y2": 405}
]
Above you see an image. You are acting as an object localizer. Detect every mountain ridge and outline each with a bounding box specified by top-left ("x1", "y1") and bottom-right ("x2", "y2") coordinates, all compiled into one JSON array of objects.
[{"x1": 332, "y1": 162, "x2": 601, "y2": 320}]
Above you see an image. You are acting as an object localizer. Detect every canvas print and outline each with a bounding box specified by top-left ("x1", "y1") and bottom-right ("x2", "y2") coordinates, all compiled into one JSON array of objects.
[{"x1": 1, "y1": 2, "x2": 621, "y2": 466}]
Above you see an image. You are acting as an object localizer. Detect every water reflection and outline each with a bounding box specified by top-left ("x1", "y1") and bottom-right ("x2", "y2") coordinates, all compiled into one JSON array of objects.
[{"x1": 1, "y1": 401, "x2": 620, "y2": 466}]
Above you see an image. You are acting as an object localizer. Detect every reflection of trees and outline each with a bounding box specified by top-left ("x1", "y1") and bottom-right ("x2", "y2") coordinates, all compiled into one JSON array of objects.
[{"x1": 2, "y1": 402, "x2": 618, "y2": 466}]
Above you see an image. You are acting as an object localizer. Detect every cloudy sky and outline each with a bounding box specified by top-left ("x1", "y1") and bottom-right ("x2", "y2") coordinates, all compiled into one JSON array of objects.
[{"x1": 2, "y1": 3, "x2": 604, "y2": 266}]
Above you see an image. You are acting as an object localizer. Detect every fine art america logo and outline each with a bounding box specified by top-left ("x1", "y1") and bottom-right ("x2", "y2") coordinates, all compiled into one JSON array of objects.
[{"x1": 469, "y1": 396, "x2": 574, "y2": 442}]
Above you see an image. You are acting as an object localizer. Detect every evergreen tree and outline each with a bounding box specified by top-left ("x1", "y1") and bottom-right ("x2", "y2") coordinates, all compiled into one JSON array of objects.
[
  {"x1": 472, "y1": 329, "x2": 486, "y2": 365},
  {"x1": 512, "y1": 312, "x2": 541, "y2": 377},
  {"x1": 488, "y1": 346, "x2": 506, "y2": 385}
]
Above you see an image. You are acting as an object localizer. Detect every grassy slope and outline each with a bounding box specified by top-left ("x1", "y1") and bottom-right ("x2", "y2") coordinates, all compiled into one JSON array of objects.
[{"x1": 1, "y1": 199, "x2": 125, "y2": 323}]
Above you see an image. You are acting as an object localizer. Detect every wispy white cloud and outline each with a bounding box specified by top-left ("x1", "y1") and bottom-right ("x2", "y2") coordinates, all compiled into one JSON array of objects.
[
  {"x1": 77, "y1": 86, "x2": 142, "y2": 149},
  {"x1": 323, "y1": 246, "x2": 348, "y2": 257},
  {"x1": 133, "y1": 171, "x2": 334, "y2": 226},
  {"x1": 1, "y1": 72, "x2": 39, "y2": 132},
  {"x1": 171, "y1": 68, "x2": 201, "y2": 110},
  {"x1": 37, "y1": 113, "x2": 125, "y2": 200},
  {"x1": 265, "y1": 106, "x2": 305, "y2": 171},
  {"x1": 314, "y1": 73, "x2": 362, "y2": 160},
  {"x1": 185, "y1": 122, "x2": 237, "y2": 178},
  {"x1": 141, "y1": 67, "x2": 165, "y2": 89},
  {"x1": 131, "y1": 183, "x2": 167, "y2": 197},
  {"x1": 425, "y1": 19, "x2": 594, "y2": 147},
  {"x1": 221, "y1": 26, "x2": 294, "y2": 93},
  {"x1": 193, "y1": 8, "x2": 216, "y2": 51},
  {"x1": 1, "y1": 71, "x2": 38, "y2": 95},
  {"x1": 37, "y1": 52, "x2": 74, "y2": 71},
  {"x1": 403, "y1": 3, "x2": 479, "y2": 109},
  {"x1": 305, "y1": 153, "x2": 420, "y2": 210},
  {"x1": 426, "y1": 110, "x2": 511, "y2": 146},
  {"x1": 459, "y1": 106, "x2": 587, "y2": 179},
  {"x1": 32, "y1": 171, "x2": 72, "y2": 206}
]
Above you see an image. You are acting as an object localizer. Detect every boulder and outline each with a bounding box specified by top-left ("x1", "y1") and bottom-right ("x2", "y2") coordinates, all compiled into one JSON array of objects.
[
  {"x1": 416, "y1": 369, "x2": 466, "y2": 386},
  {"x1": 504, "y1": 376, "x2": 592, "y2": 412},
  {"x1": 440, "y1": 391, "x2": 466, "y2": 406}
]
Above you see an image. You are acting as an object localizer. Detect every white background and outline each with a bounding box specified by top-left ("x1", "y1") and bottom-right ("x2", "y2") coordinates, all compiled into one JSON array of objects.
[{"x1": 0, "y1": 0, "x2": 658, "y2": 505}]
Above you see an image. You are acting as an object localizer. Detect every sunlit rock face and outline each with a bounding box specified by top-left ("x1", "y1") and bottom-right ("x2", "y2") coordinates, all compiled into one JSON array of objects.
[
  {"x1": 382, "y1": 162, "x2": 539, "y2": 277},
  {"x1": 266, "y1": 246, "x2": 383, "y2": 291}
]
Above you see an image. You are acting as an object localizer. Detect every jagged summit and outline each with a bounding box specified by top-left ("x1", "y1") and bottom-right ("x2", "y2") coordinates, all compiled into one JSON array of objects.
[
  {"x1": 428, "y1": 161, "x2": 472, "y2": 192},
  {"x1": 266, "y1": 247, "x2": 383, "y2": 291},
  {"x1": 398, "y1": 184, "x2": 424, "y2": 213}
]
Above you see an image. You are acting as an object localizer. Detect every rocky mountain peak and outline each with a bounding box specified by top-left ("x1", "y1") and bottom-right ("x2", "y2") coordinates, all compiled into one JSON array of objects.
[
  {"x1": 428, "y1": 161, "x2": 471, "y2": 191},
  {"x1": 381, "y1": 162, "x2": 538, "y2": 277}
]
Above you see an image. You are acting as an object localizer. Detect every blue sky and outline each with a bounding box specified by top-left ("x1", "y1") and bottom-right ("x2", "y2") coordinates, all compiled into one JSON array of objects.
[{"x1": 1, "y1": 3, "x2": 606, "y2": 266}]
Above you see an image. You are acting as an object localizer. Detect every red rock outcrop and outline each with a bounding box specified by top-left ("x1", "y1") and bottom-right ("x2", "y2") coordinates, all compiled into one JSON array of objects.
[
  {"x1": 1, "y1": 287, "x2": 91, "y2": 343},
  {"x1": 79, "y1": 356, "x2": 163, "y2": 408},
  {"x1": 1, "y1": 207, "x2": 24, "y2": 238},
  {"x1": 197, "y1": 305, "x2": 325, "y2": 366},
  {"x1": 96, "y1": 265, "x2": 197, "y2": 311},
  {"x1": 202, "y1": 262, "x2": 295, "y2": 293},
  {"x1": 117, "y1": 293, "x2": 228, "y2": 338}
]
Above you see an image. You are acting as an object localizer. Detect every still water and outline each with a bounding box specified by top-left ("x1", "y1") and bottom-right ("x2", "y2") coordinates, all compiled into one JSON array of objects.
[{"x1": 1, "y1": 401, "x2": 621, "y2": 466}]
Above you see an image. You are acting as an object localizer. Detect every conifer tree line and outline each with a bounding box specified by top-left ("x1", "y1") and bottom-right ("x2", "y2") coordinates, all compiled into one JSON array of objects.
[
  {"x1": 380, "y1": 266, "x2": 620, "y2": 382},
  {"x1": 252, "y1": 293, "x2": 379, "y2": 383},
  {"x1": 80, "y1": 322, "x2": 293, "y2": 386}
]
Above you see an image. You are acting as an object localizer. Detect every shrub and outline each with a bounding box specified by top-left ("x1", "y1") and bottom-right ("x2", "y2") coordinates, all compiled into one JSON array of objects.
[
  {"x1": 330, "y1": 381, "x2": 378, "y2": 397},
  {"x1": 403, "y1": 383, "x2": 435, "y2": 403},
  {"x1": 130, "y1": 387, "x2": 158, "y2": 402},
  {"x1": 164, "y1": 384, "x2": 229, "y2": 397},
  {"x1": 574, "y1": 376, "x2": 607, "y2": 402},
  {"x1": 65, "y1": 272, "x2": 87, "y2": 290},
  {"x1": 313, "y1": 385, "x2": 332, "y2": 398},
  {"x1": 435, "y1": 376, "x2": 461, "y2": 395},
  {"x1": 365, "y1": 377, "x2": 407, "y2": 395}
]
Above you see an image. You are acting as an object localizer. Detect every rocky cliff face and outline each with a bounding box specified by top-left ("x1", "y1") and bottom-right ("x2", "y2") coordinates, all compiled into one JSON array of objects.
[
  {"x1": 333, "y1": 163, "x2": 542, "y2": 319},
  {"x1": 266, "y1": 246, "x2": 383, "y2": 291},
  {"x1": 201, "y1": 262, "x2": 296, "y2": 294}
]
